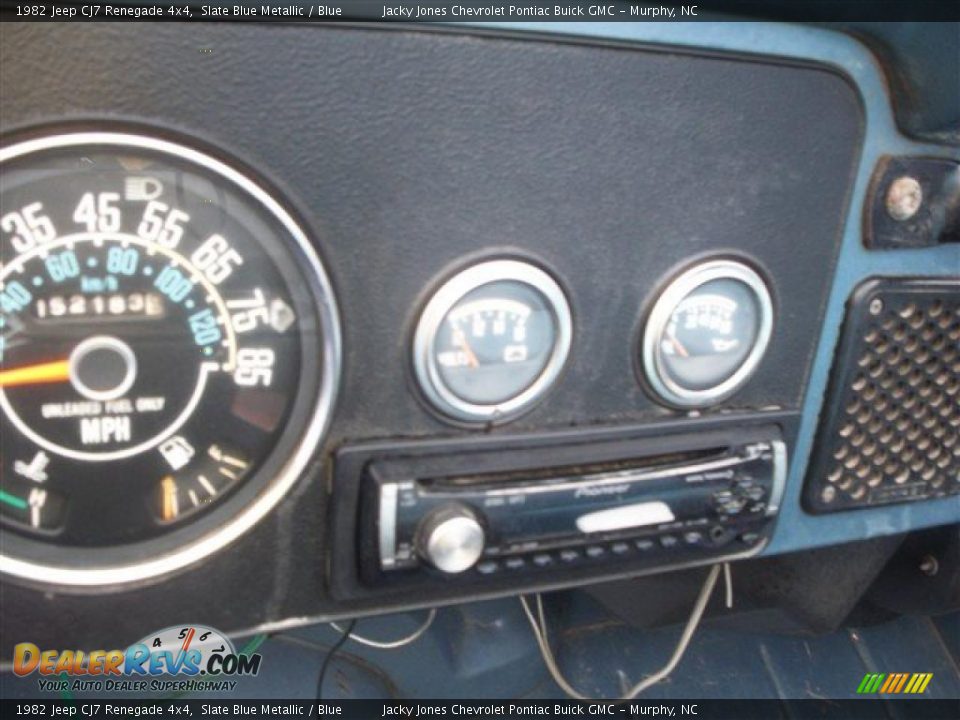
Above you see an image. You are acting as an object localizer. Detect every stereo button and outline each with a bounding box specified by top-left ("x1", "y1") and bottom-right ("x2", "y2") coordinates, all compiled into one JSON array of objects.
[
  {"x1": 476, "y1": 561, "x2": 499, "y2": 575},
  {"x1": 532, "y1": 553, "x2": 554, "y2": 567},
  {"x1": 660, "y1": 535, "x2": 679, "y2": 549},
  {"x1": 719, "y1": 498, "x2": 746, "y2": 515}
]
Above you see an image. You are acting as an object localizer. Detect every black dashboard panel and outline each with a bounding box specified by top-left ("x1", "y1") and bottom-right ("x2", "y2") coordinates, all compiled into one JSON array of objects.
[{"x1": 0, "y1": 22, "x2": 863, "y2": 649}]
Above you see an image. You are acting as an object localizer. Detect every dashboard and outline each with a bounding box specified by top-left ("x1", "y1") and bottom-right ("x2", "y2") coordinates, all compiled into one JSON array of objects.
[{"x1": 0, "y1": 19, "x2": 957, "y2": 655}]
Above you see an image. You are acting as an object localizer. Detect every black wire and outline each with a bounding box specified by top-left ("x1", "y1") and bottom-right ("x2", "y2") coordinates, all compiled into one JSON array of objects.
[{"x1": 316, "y1": 619, "x2": 356, "y2": 700}]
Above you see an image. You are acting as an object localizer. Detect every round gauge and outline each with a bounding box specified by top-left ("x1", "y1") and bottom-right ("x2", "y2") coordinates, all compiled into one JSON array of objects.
[
  {"x1": 0, "y1": 132, "x2": 340, "y2": 585},
  {"x1": 413, "y1": 259, "x2": 572, "y2": 424},
  {"x1": 641, "y1": 259, "x2": 773, "y2": 407}
]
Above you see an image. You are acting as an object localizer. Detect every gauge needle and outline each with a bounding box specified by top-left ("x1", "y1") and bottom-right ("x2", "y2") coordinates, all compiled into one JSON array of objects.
[
  {"x1": 667, "y1": 334, "x2": 690, "y2": 358},
  {"x1": 454, "y1": 330, "x2": 480, "y2": 368},
  {"x1": 161, "y1": 476, "x2": 179, "y2": 521},
  {"x1": 0, "y1": 359, "x2": 71, "y2": 388},
  {"x1": 180, "y1": 627, "x2": 196, "y2": 653}
]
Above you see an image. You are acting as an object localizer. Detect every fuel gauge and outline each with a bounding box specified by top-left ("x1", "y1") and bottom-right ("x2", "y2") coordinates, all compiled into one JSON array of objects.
[{"x1": 153, "y1": 442, "x2": 250, "y2": 524}]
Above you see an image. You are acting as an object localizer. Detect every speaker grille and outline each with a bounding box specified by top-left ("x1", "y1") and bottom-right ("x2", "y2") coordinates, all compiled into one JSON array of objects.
[{"x1": 804, "y1": 278, "x2": 960, "y2": 513}]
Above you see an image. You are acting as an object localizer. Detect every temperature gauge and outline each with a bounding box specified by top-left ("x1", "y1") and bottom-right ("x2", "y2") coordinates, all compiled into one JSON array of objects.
[
  {"x1": 641, "y1": 259, "x2": 774, "y2": 407},
  {"x1": 413, "y1": 259, "x2": 572, "y2": 424}
]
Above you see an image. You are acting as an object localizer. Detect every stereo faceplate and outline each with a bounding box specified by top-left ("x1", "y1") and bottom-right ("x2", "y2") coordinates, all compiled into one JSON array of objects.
[
  {"x1": 371, "y1": 440, "x2": 785, "y2": 580},
  {"x1": 328, "y1": 418, "x2": 793, "y2": 602}
]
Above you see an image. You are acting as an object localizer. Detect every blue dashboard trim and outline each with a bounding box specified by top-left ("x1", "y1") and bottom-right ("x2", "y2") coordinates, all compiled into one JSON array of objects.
[{"x1": 452, "y1": 21, "x2": 960, "y2": 555}]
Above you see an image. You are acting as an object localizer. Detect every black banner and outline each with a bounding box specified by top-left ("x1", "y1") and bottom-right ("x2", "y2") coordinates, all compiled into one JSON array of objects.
[
  {"x1": 1, "y1": 0, "x2": 959, "y2": 23},
  {"x1": 2, "y1": 700, "x2": 960, "y2": 719}
]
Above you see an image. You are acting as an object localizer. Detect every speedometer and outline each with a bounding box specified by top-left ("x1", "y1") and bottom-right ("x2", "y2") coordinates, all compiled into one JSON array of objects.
[{"x1": 0, "y1": 132, "x2": 340, "y2": 585}]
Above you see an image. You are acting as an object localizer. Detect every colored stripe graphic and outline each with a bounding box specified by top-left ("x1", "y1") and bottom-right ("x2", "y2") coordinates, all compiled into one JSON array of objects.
[
  {"x1": 857, "y1": 673, "x2": 886, "y2": 694},
  {"x1": 893, "y1": 673, "x2": 910, "y2": 693},
  {"x1": 905, "y1": 673, "x2": 933, "y2": 694},
  {"x1": 857, "y1": 672, "x2": 933, "y2": 694}
]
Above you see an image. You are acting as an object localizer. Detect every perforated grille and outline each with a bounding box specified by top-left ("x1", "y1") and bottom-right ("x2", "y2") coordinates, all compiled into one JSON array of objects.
[{"x1": 804, "y1": 279, "x2": 960, "y2": 513}]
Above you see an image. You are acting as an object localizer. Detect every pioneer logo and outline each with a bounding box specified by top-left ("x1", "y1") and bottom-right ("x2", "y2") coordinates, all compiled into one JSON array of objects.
[{"x1": 574, "y1": 484, "x2": 630, "y2": 498}]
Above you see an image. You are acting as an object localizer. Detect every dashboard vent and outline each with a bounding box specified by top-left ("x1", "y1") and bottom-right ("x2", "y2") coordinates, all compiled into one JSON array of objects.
[{"x1": 804, "y1": 278, "x2": 960, "y2": 513}]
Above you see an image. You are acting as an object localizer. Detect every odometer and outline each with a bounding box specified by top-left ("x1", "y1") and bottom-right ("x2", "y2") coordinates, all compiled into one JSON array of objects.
[{"x1": 0, "y1": 132, "x2": 340, "y2": 585}]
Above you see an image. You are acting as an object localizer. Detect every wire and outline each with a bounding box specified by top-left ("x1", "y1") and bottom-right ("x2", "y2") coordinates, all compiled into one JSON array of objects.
[
  {"x1": 316, "y1": 619, "x2": 356, "y2": 700},
  {"x1": 58, "y1": 672, "x2": 75, "y2": 704},
  {"x1": 329, "y1": 608, "x2": 437, "y2": 649},
  {"x1": 520, "y1": 595, "x2": 588, "y2": 700},
  {"x1": 521, "y1": 563, "x2": 722, "y2": 700},
  {"x1": 723, "y1": 562, "x2": 734, "y2": 609},
  {"x1": 240, "y1": 633, "x2": 270, "y2": 656}
]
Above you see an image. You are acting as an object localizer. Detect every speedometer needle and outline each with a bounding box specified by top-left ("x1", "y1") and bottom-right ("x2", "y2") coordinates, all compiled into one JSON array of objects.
[{"x1": 0, "y1": 359, "x2": 71, "y2": 388}]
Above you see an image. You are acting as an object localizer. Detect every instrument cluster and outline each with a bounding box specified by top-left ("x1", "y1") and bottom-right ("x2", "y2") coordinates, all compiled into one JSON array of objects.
[
  {"x1": 0, "y1": 132, "x2": 340, "y2": 585},
  {"x1": 0, "y1": 129, "x2": 780, "y2": 588}
]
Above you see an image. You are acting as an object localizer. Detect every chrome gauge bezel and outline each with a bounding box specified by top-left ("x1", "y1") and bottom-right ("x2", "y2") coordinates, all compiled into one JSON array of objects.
[
  {"x1": 0, "y1": 131, "x2": 342, "y2": 587},
  {"x1": 413, "y1": 259, "x2": 572, "y2": 425},
  {"x1": 642, "y1": 259, "x2": 774, "y2": 408}
]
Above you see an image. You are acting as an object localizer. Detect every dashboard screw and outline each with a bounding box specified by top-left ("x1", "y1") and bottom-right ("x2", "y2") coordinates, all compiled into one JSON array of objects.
[
  {"x1": 919, "y1": 555, "x2": 939, "y2": 576},
  {"x1": 885, "y1": 176, "x2": 923, "y2": 221}
]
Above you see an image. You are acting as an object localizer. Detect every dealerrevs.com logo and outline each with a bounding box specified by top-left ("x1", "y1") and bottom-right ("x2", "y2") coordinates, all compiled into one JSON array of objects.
[{"x1": 13, "y1": 625, "x2": 262, "y2": 694}]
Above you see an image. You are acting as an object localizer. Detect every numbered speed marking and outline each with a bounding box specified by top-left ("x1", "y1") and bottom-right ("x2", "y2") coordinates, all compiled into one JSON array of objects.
[{"x1": 0, "y1": 132, "x2": 340, "y2": 585}]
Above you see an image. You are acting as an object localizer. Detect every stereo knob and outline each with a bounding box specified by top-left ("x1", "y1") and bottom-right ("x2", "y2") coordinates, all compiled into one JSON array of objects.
[{"x1": 418, "y1": 504, "x2": 486, "y2": 574}]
